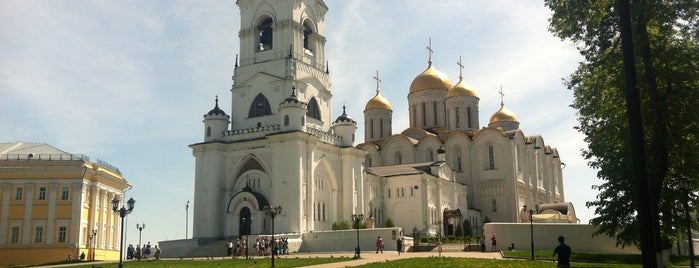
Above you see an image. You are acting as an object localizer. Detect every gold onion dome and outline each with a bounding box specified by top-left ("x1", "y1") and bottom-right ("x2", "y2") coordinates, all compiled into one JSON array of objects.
[
  {"x1": 489, "y1": 104, "x2": 518, "y2": 123},
  {"x1": 447, "y1": 76, "x2": 478, "y2": 98},
  {"x1": 409, "y1": 62, "x2": 453, "y2": 94},
  {"x1": 365, "y1": 91, "x2": 392, "y2": 110}
]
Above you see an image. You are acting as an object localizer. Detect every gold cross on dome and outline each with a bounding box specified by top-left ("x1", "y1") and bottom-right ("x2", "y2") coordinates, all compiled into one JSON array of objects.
[
  {"x1": 498, "y1": 86, "x2": 505, "y2": 106},
  {"x1": 372, "y1": 70, "x2": 382, "y2": 94},
  {"x1": 426, "y1": 37, "x2": 434, "y2": 63},
  {"x1": 457, "y1": 55, "x2": 464, "y2": 79}
]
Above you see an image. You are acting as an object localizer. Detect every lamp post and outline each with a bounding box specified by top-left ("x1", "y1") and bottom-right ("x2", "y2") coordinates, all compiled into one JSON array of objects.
[
  {"x1": 679, "y1": 176, "x2": 695, "y2": 268},
  {"x1": 264, "y1": 205, "x2": 282, "y2": 268},
  {"x1": 89, "y1": 228, "x2": 97, "y2": 261},
  {"x1": 185, "y1": 200, "x2": 190, "y2": 239},
  {"x1": 112, "y1": 196, "x2": 135, "y2": 268},
  {"x1": 413, "y1": 227, "x2": 419, "y2": 252},
  {"x1": 136, "y1": 223, "x2": 145, "y2": 261},
  {"x1": 242, "y1": 217, "x2": 252, "y2": 259},
  {"x1": 529, "y1": 208, "x2": 534, "y2": 260},
  {"x1": 351, "y1": 213, "x2": 364, "y2": 259}
]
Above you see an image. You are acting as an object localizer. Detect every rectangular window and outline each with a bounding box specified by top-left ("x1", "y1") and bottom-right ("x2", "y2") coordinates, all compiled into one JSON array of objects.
[
  {"x1": 61, "y1": 186, "x2": 70, "y2": 200},
  {"x1": 34, "y1": 226, "x2": 44, "y2": 243},
  {"x1": 58, "y1": 227, "x2": 67, "y2": 243},
  {"x1": 388, "y1": 189, "x2": 391, "y2": 198},
  {"x1": 11, "y1": 226, "x2": 20, "y2": 243},
  {"x1": 15, "y1": 187, "x2": 23, "y2": 200},
  {"x1": 38, "y1": 187, "x2": 47, "y2": 200},
  {"x1": 433, "y1": 101, "x2": 438, "y2": 126}
]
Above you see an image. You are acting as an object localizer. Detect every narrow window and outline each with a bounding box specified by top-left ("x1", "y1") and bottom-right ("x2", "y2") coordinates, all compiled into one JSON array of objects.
[
  {"x1": 38, "y1": 187, "x2": 47, "y2": 200},
  {"x1": 306, "y1": 97, "x2": 322, "y2": 120},
  {"x1": 457, "y1": 148, "x2": 463, "y2": 171},
  {"x1": 206, "y1": 126, "x2": 211, "y2": 137},
  {"x1": 322, "y1": 203, "x2": 326, "y2": 222},
  {"x1": 421, "y1": 102, "x2": 426, "y2": 126},
  {"x1": 379, "y1": 119, "x2": 384, "y2": 138},
  {"x1": 284, "y1": 115, "x2": 289, "y2": 126},
  {"x1": 491, "y1": 199, "x2": 497, "y2": 212},
  {"x1": 488, "y1": 145, "x2": 495, "y2": 169},
  {"x1": 34, "y1": 226, "x2": 44, "y2": 243},
  {"x1": 58, "y1": 227, "x2": 67, "y2": 243},
  {"x1": 15, "y1": 187, "x2": 23, "y2": 200},
  {"x1": 433, "y1": 101, "x2": 438, "y2": 126},
  {"x1": 257, "y1": 17, "x2": 273, "y2": 51},
  {"x1": 388, "y1": 189, "x2": 391, "y2": 198},
  {"x1": 61, "y1": 186, "x2": 70, "y2": 200},
  {"x1": 11, "y1": 226, "x2": 20, "y2": 243},
  {"x1": 455, "y1": 107, "x2": 460, "y2": 128},
  {"x1": 395, "y1": 151, "x2": 402, "y2": 165},
  {"x1": 248, "y1": 93, "x2": 272, "y2": 117},
  {"x1": 369, "y1": 119, "x2": 374, "y2": 139},
  {"x1": 303, "y1": 21, "x2": 314, "y2": 54},
  {"x1": 467, "y1": 107, "x2": 472, "y2": 128}
]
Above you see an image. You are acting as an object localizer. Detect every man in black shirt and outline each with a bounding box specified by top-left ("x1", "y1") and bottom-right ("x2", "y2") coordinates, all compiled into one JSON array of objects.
[{"x1": 553, "y1": 236, "x2": 571, "y2": 268}]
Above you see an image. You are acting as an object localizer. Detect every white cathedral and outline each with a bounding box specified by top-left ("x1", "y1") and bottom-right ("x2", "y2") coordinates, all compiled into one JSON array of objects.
[{"x1": 190, "y1": 0, "x2": 573, "y2": 242}]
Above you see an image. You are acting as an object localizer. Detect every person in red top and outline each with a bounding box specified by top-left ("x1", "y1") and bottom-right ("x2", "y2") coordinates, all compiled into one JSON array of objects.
[
  {"x1": 375, "y1": 236, "x2": 384, "y2": 253},
  {"x1": 490, "y1": 233, "x2": 498, "y2": 252}
]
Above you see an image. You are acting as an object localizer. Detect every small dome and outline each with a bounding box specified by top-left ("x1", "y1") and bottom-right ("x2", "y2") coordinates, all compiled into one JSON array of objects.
[
  {"x1": 409, "y1": 63, "x2": 453, "y2": 94},
  {"x1": 489, "y1": 105, "x2": 518, "y2": 123},
  {"x1": 447, "y1": 77, "x2": 478, "y2": 98},
  {"x1": 334, "y1": 106, "x2": 356, "y2": 124},
  {"x1": 205, "y1": 96, "x2": 228, "y2": 117},
  {"x1": 365, "y1": 92, "x2": 392, "y2": 111}
]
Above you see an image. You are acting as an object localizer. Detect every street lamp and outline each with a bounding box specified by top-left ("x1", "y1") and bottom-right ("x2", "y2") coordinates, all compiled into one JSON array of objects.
[
  {"x1": 413, "y1": 227, "x2": 419, "y2": 252},
  {"x1": 136, "y1": 223, "x2": 145, "y2": 261},
  {"x1": 112, "y1": 196, "x2": 135, "y2": 268},
  {"x1": 264, "y1": 205, "x2": 282, "y2": 268},
  {"x1": 351, "y1": 213, "x2": 364, "y2": 259},
  {"x1": 528, "y1": 206, "x2": 534, "y2": 260},
  {"x1": 242, "y1": 217, "x2": 252, "y2": 259},
  {"x1": 185, "y1": 200, "x2": 190, "y2": 239},
  {"x1": 89, "y1": 228, "x2": 97, "y2": 261},
  {"x1": 679, "y1": 176, "x2": 695, "y2": 268}
]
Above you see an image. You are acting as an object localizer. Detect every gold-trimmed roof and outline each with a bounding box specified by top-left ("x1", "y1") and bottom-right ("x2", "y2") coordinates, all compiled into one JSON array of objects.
[
  {"x1": 447, "y1": 77, "x2": 478, "y2": 98},
  {"x1": 365, "y1": 92, "x2": 392, "y2": 110},
  {"x1": 409, "y1": 63, "x2": 453, "y2": 94},
  {"x1": 489, "y1": 105, "x2": 518, "y2": 123}
]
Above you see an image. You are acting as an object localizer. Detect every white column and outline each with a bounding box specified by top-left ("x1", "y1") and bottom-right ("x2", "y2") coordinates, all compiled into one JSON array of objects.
[
  {"x1": 22, "y1": 183, "x2": 35, "y2": 246},
  {"x1": 46, "y1": 183, "x2": 58, "y2": 246},
  {"x1": 70, "y1": 182, "x2": 84, "y2": 245},
  {"x1": 0, "y1": 183, "x2": 11, "y2": 245}
]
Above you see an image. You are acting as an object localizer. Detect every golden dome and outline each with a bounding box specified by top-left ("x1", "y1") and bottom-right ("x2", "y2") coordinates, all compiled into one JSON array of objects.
[
  {"x1": 409, "y1": 63, "x2": 453, "y2": 94},
  {"x1": 447, "y1": 77, "x2": 478, "y2": 98},
  {"x1": 489, "y1": 105, "x2": 518, "y2": 123},
  {"x1": 365, "y1": 92, "x2": 392, "y2": 110}
]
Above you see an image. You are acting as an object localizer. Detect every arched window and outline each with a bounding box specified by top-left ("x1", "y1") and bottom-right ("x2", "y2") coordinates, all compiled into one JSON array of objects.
[
  {"x1": 206, "y1": 126, "x2": 211, "y2": 137},
  {"x1": 455, "y1": 107, "x2": 460, "y2": 128},
  {"x1": 433, "y1": 101, "x2": 438, "y2": 126},
  {"x1": 248, "y1": 93, "x2": 271, "y2": 117},
  {"x1": 488, "y1": 145, "x2": 495, "y2": 169},
  {"x1": 467, "y1": 107, "x2": 472, "y2": 128},
  {"x1": 284, "y1": 115, "x2": 289, "y2": 126},
  {"x1": 379, "y1": 118, "x2": 384, "y2": 138},
  {"x1": 239, "y1": 207, "x2": 251, "y2": 236},
  {"x1": 457, "y1": 148, "x2": 463, "y2": 171},
  {"x1": 421, "y1": 102, "x2": 427, "y2": 126},
  {"x1": 306, "y1": 97, "x2": 321, "y2": 120},
  {"x1": 303, "y1": 20, "x2": 314, "y2": 54},
  {"x1": 369, "y1": 119, "x2": 374, "y2": 138},
  {"x1": 257, "y1": 17, "x2": 273, "y2": 51}
]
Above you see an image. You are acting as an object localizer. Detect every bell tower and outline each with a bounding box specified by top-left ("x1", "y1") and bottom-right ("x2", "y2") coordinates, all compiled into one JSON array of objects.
[{"x1": 231, "y1": 0, "x2": 332, "y2": 132}]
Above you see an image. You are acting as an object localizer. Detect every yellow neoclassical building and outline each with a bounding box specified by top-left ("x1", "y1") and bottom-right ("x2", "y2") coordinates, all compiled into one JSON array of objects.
[{"x1": 0, "y1": 142, "x2": 130, "y2": 266}]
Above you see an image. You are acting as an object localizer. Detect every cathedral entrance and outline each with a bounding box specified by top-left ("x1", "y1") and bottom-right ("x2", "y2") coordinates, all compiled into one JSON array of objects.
[{"x1": 239, "y1": 207, "x2": 251, "y2": 237}]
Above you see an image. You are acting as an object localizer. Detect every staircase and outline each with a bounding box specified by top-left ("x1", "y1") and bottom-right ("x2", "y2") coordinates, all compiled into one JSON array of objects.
[{"x1": 187, "y1": 240, "x2": 228, "y2": 258}]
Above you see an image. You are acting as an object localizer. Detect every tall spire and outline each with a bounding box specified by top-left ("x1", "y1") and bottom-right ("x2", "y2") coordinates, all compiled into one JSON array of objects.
[
  {"x1": 372, "y1": 70, "x2": 383, "y2": 95},
  {"x1": 426, "y1": 37, "x2": 434, "y2": 65}
]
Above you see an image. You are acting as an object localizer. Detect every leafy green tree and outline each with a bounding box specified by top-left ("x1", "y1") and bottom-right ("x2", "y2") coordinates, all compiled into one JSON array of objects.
[
  {"x1": 545, "y1": 0, "x2": 699, "y2": 248},
  {"x1": 384, "y1": 218, "x2": 395, "y2": 228},
  {"x1": 463, "y1": 219, "x2": 472, "y2": 237}
]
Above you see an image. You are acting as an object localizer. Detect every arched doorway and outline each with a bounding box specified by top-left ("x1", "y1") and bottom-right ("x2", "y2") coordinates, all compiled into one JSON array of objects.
[{"x1": 239, "y1": 207, "x2": 251, "y2": 237}]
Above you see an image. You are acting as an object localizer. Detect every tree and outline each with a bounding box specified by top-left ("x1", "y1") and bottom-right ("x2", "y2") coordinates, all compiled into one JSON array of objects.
[
  {"x1": 545, "y1": 0, "x2": 698, "y2": 250},
  {"x1": 332, "y1": 220, "x2": 351, "y2": 230},
  {"x1": 384, "y1": 218, "x2": 395, "y2": 228}
]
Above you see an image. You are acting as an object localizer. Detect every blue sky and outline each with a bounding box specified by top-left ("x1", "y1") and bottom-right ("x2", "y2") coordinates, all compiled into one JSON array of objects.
[{"x1": 0, "y1": 0, "x2": 597, "y2": 245}]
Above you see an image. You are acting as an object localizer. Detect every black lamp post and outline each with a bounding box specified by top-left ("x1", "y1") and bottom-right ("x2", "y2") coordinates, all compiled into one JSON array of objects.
[
  {"x1": 89, "y1": 228, "x2": 97, "y2": 261},
  {"x1": 112, "y1": 196, "x2": 135, "y2": 268},
  {"x1": 136, "y1": 223, "x2": 145, "y2": 261},
  {"x1": 185, "y1": 200, "x2": 190, "y2": 239},
  {"x1": 351, "y1": 213, "x2": 364, "y2": 259},
  {"x1": 679, "y1": 176, "x2": 695, "y2": 268},
  {"x1": 413, "y1": 227, "x2": 419, "y2": 252},
  {"x1": 528, "y1": 207, "x2": 534, "y2": 260},
  {"x1": 242, "y1": 217, "x2": 252, "y2": 259},
  {"x1": 264, "y1": 205, "x2": 282, "y2": 268}
]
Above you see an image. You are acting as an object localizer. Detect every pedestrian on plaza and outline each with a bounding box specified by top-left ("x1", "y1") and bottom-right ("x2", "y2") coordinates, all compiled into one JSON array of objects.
[
  {"x1": 396, "y1": 236, "x2": 403, "y2": 255},
  {"x1": 553, "y1": 236, "x2": 572, "y2": 268},
  {"x1": 375, "y1": 236, "x2": 384, "y2": 253},
  {"x1": 490, "y1": 233, "x2": 498, "y2": 252}
]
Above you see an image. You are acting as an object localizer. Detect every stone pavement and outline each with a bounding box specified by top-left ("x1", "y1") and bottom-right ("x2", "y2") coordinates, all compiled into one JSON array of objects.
[{"x1": 39, "y1": 251, "x2": 503, "y2": 268}]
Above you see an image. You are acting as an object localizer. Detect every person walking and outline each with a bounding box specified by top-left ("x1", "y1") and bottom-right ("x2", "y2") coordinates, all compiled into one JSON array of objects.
[
  {"x1": 490, "y1": 233, "x2": 498, "y2": 252},
  {"x1": 553, "y1": 236, "x2": 571, "y2": 268},
  {"x1": 375, "y1": 236, "x2": 384, "y2": 253},
  {"x1": 396, "y1": 237, "x2": 403, "y2": 255}
]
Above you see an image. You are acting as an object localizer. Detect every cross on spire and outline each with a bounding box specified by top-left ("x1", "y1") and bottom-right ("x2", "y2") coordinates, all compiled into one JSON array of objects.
[
  {"x1": 498, "y1": 85, "x2": 505, "y2": 107},
  {"x1": 426, "y1": 37, "x2": 434, "y2": 65},
  {"x1": 457, "y1": 55, "x2": 464, "y2": 79},
  {"x1": 372, "y1": 70, "x2": 382, "y2": 94}
]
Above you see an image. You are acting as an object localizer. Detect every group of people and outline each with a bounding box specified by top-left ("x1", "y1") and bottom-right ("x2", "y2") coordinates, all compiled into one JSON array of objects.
[
  {"x1": 375, "y1": 236, "x2": 404, "y2": 255},
  {"x1": 127, "y1": 242, "x2": 161, "y2": 260},
  {"x1": 228, "y1": 236, "x2": 290, "y2": 258}
]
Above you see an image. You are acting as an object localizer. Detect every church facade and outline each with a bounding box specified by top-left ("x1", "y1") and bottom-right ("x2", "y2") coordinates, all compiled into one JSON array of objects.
[{"x1": 190, "y1": 0, "x2": 568, "y2": 242}]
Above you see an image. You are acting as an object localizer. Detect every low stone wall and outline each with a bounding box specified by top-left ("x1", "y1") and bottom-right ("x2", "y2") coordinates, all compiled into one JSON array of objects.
[
  {"x1": 158, "y1": 238, "x2": 199, "y2": 258},
  {"x1": 300, "y1": 227, "x2": 410, "y2": 253},
  {"x1": 483, "y1": 223, "x2": 640, "y2": 254}
]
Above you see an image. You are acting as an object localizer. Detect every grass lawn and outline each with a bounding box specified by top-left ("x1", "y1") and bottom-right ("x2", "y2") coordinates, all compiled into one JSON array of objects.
[
  {"x1": 53, "y1": 257, "x2": 350, "y2": 268},
  {"x1": 355, "y1": 257, "x2": 643, "y2": 268}
]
